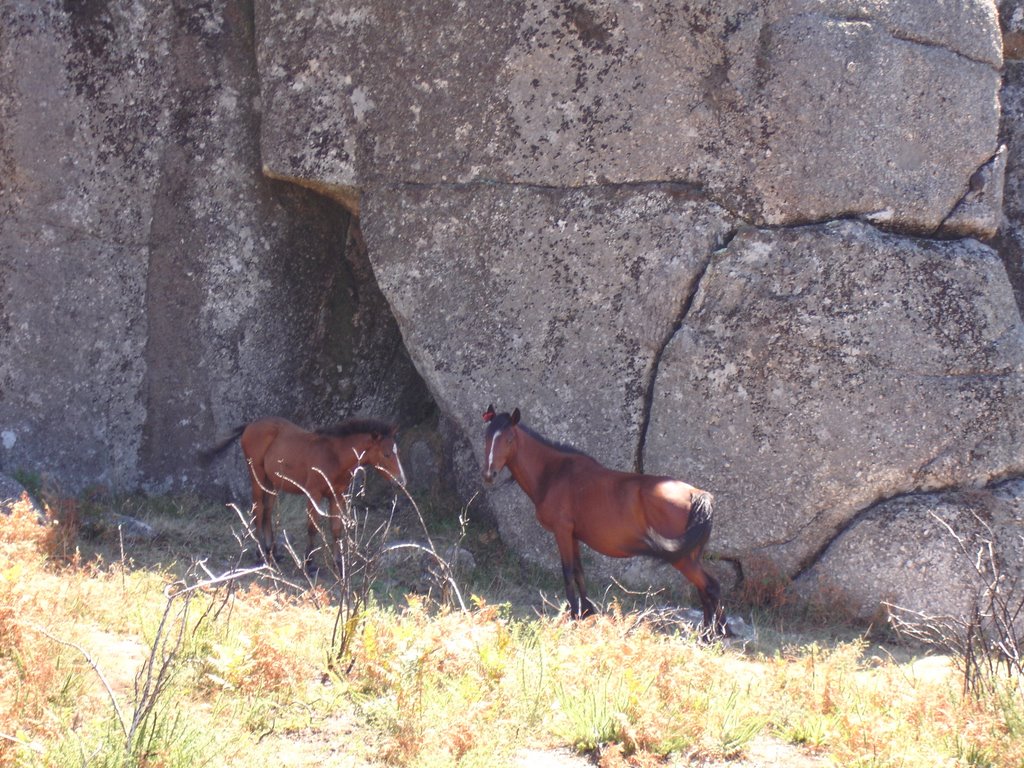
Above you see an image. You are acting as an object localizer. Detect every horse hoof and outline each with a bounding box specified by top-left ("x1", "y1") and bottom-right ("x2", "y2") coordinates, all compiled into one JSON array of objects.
[
  {"x1": 567, "y1": 601, "x2": 598, "y2": 620},
  {"x1": 253, "y1": 548, "x2": 273, "y2": 566}
]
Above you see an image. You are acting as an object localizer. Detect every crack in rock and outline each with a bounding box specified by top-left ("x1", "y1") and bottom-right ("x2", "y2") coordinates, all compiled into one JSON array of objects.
[
  {"x1": 634, "y1": 228, "x2": 737, "y2": 473},
  {"x1": 790, "y1": 473, "x2": 1024, "y2": 581}
]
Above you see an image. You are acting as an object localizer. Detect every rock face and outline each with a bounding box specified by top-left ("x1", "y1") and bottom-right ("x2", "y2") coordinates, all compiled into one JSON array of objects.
[
  {"x1": 365, "y1": 184, "x2": 735, "y2": 466},
  {"x1": 798, "y1": 481, "x2": 1024, "y2": 621},
  {"x1": 0, "y1": 2, "x2": 433, "y2": 494},
  {"x1": 644, "y1": 221, "x2": 1024, "y2": 576},
  {"x1": 255, "y1": 0, "x2": 1001, "y2": 235},
  {"x1": 364, "y1": 182, "x2": 735, "y2": 569},
  {"x1": 2, "y1": 0, "x2": 1022, "y2": 623}
]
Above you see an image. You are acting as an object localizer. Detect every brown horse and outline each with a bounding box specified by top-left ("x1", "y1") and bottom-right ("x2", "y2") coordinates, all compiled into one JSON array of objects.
[
  {"x1": 201, "y1": 416, "x2": 406, "y2": 571},
  {"x1": 482, "y1": 405, "x2": 726, "y2": 637}
]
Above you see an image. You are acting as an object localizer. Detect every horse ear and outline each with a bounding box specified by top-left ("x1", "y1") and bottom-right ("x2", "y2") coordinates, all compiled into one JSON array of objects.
[
  {"x1": 511, "y1": 408, "x2": 520, "y2": 425},
  {"x1": 483, "y1": 404, "x2": 496, "y2": 422}
]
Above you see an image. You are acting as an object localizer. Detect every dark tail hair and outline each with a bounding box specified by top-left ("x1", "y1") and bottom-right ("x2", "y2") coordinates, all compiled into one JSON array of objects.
[
  {"x1": 197, "y1": 425, "x2": 246, "y2": 467},
  {"x1": 644, "y1": 492, "x2": 714, "y2": 561}
]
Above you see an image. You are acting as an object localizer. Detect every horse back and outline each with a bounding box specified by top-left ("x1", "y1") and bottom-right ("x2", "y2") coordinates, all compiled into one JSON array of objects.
[
  {"x1": 636, "y1": 475, "x2": 708, "y2": 533},
  {"x1": 560, "y1": 467, "x2": 705, "y2": 555},
  {"x1": 242, "y1": 418, "x2": 337, "y2": 491}
]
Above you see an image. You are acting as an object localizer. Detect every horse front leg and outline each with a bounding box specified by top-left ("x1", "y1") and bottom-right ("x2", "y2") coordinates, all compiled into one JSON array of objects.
[
  {"x1": 249, "y1": 470, "x2": 276, "y2": 563},
  {"x1": 305, "y1": 497, "x2": 327, "y2": 576},
  {"x1": 571, "y1": 538, "x2": 597, "y2": 618},
  {"x1": 328, "y1": 496, "x2": 345, "y2": 576},
  {"x1": 555, "y1": 528, "x2": 592, "y2": 619}
]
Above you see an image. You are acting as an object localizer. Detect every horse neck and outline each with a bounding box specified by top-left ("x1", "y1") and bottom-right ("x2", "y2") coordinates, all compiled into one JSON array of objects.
[
  {"x1": 327, "y1": 434, "x2": 367, "y2": 479},
  {"x1": 506, "y1": 427, "x2": 565, "y2": 504}
]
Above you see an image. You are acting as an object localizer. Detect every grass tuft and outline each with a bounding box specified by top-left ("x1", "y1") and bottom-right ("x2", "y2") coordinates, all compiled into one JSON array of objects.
[{"x1": 2, "y1": 491, "x2": 1024, "y2": 767}]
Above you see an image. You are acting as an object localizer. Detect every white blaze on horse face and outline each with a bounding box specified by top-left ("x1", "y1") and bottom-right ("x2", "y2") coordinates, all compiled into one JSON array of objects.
[
  {"x1": 392, "y1": 443, "x2": 407, "y2": 486},
  {"x1": 486, "y1": 429, "x2": 503, "y2": 478}
]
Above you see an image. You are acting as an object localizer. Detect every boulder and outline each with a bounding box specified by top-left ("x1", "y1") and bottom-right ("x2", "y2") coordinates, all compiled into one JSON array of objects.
[
  {"x1": 255, "y1": 0, "x2": 1002, "y2": 234},
  {"x1": 645, "y1": 220, "x2": 1024, "y2": 576},
  {"x1": 253, "y1": 0, "x2": 363, "y2": 211},
  {"x1": 0, "y1": 3, "x2": 168, "y2": 490},
  {"x1": 796, "y1": 481, "x2": 1024, "y2": 621},
  {"x1": 0, "y1": 2, "x2": 434, "y2": 494},
  {"x1": 745, "y1": 9, "x2": 1001, "y2": 236},
  {"x1": 996, "y1": 62, "x2": 1024, "y2": 316},
  {"x1": 363, "y1": 182, "x2": 736, "y2": 569}
]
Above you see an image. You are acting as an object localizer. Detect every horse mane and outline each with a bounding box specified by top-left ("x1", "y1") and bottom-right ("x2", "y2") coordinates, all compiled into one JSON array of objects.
[
  {"x1": 317, "y1": 418, "x2": 395, "y2": 438},
  {"x1": 519, "y1": 424, "x2": 591, "y2": 458},
  {"x1": 488, "y1": 410, "x2": 592, "y2": 458}
]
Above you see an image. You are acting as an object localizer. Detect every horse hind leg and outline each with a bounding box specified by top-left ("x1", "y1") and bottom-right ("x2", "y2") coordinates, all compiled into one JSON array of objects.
[
  {"x1": 304, "y1": 498, "x2": 326, "y2": 576},
  {"x1": 673, "y1": 556, "x2": 727, "y2": 640}
]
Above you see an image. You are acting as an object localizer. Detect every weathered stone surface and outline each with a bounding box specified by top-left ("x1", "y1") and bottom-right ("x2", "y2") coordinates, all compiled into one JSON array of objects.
[
  {"x1": 645, "y1": 221, "x2": 1024, "y2": 576},
  {"x1": 942, "y1": 145, "x2": 1006, "y2": 239},
  {"x1": 0, "y1": 1, "x2": 433, "y2": 494},
  {"x1": 996, "y1": 62, "x2": 1024, "y2": 316},
  {"x1": 0, "y1": 2, "x2": 169, "y2": 489},
  {"x1": 363, "y1": 183, "x2": 736, "y2": 565},
  {"x1": 746, "y1": 11, "x2": 1000, "y2": 234},
  {"x1": 255, "y1": 0, "x2": 1001, "y2": 234},
  {"x1": 775, "y1": 0, "x2": 1002, "y2": 67},
  {"x1": 796, "y1": 481, "x2": 1024, "y2": 621},
  {"x1": 253, "y1": 1, "x2": 363, "y2": 211},
  {"x1": 1001, "y1": 0, "x2": 1024, "y2": 59}
]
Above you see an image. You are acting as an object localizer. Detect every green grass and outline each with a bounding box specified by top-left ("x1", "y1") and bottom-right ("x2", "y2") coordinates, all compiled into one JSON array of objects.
[{"x1": 2, "y1": 491, "x2": 1024, "y2": 768}]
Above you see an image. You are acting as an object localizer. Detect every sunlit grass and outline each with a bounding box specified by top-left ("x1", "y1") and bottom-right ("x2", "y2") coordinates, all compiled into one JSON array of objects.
[{"x1": 1, "y1": 492, "x2": 1023, "y2": 767}]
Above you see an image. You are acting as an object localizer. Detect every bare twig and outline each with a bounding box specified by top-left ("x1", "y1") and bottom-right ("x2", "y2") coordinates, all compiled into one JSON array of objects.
[
  {"x1": 887, "y1": 509, "x2": 1024, "y2": 697},
  {"x1": 29, "y1": 625, "x2": 129, "y2": 738}
]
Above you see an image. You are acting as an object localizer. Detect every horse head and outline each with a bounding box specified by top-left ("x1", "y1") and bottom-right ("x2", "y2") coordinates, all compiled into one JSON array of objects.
[
  {"x1": 378, "y1": 428, "x2": 405, "y2": 487},
  {"x1": 364, "y1": 426, "x2": 407, "y2": 486},
  {"x1": 482, "y1": 404, "x2": 520, "y2": 484}
]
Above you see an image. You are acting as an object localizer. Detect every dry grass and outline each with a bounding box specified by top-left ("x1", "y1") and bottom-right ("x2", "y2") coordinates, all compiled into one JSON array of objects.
[{"x1": 1, "y1": 492, "x2": 1023, "y2": 767}]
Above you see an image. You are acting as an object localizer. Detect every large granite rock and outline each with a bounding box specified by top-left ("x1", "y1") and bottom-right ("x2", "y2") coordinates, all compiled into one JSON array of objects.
[
  {"x1": 746, "y1": 8, "x2": 1001, "y2": 235},
  {"x1": 1, "y1": 0, "x2": 1020, "y2": 626},
  {"x1": 0, "y1": 1, "x2": 432, "y2": 493},
  {"x1": 0, "y1": 2, "x2": 167, "y2": 488},
  {"x1": 797, "y1": 481, "x2": 1024, "y2": 621},
  {"x1": 997, "y1": 61, "x2": 1024, "y2": 317},
  {"x1": 255, "y1": 0, "x2": 1002, "y2": 235},
  {"x1": 363, "y1": 183, "x2": 736, "y2": 565},
  {"x1": 645, "y1": 220, "x2": 1024, "y2": 575}
]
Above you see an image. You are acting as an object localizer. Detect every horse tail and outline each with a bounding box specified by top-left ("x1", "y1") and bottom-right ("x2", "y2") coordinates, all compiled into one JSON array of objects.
[
  {"x1": 644, "y1": 491, "x2": 714, "y2": 561},
  {"x1": 197, "y1": 425, "x2": 246, "y2": 467}
]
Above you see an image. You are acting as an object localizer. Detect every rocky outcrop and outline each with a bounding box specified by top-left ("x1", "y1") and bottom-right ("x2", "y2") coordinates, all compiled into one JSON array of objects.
[
  {"x1": 255, "y1": 0, "x2": 1002, "y2": 236},
  {"x1": 645, "y1": 221, "x2": 1024, "y2": 575},
  {"x1": 797, "y1": 481, "x2": 1024, "y2": 621},
  {"x1": 0, "y1": 2, "x2": 433, "y2": 494},
  {"x1": 1, "y1": 0, "x2": 1021, "y2": 623},
  {"x1": 363, "y1": 182, "x2": 736, "y2": 569}
]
